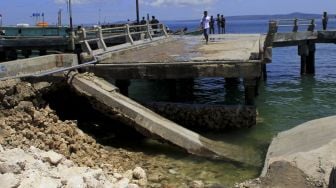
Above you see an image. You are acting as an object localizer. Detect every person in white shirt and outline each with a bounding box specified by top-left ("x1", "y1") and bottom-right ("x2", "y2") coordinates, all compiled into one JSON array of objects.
[{"x1": 200, "y1": 11, "x2": 210, "y2": 44}]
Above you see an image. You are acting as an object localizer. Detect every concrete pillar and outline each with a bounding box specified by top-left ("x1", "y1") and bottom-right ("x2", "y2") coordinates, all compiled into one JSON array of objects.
[
  {"x1": 115, "y1": 79, "x2": 131, "y2": 96},
  {"x1": 306, "y1": 42, "x2": 316, "y2": 74},
  {"x1": 298, "y1": 41, "x2": 315, "y2": 75},
  {"x1": 244, "y1": 78, "x2": 257, "y2": 105},
  {"x1": 262, "y1": 64, "x2": 267, "y2": 81}
]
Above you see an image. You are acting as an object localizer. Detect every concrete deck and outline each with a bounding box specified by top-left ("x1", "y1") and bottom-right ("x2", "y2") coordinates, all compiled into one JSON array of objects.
[{"x1": 90, "y1": 34, "x2": 264, "y2": 79}]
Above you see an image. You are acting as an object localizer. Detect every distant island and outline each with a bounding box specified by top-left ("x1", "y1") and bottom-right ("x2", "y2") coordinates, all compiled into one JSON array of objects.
[{"x1": 168, "y1": 12, "x2": 335, "y2": 22}]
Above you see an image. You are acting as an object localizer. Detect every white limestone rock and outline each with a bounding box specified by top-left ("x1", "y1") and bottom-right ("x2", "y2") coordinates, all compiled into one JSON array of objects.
[{"x1": 132, "y1": 167, "x2": 146, "y2": 180}]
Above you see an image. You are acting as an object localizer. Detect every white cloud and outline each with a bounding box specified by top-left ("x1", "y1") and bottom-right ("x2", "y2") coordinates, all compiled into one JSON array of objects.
[{"x1": 144, "y1": 0, "x2": 215, "y2": 7}]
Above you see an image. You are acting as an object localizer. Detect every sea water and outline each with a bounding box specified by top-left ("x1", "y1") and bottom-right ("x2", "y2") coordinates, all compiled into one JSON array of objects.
[{"x1": 127, "y1": 18, "x2": 336, "y2": 186}]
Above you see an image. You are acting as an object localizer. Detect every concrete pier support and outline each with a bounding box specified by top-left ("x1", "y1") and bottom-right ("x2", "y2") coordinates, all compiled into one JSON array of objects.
[
  {"x1": 299, "y1": 41, "x2": 316, "y2": 75},
  {"x1": 244, "y1": 78, "x2": 257, "y2": 105},
  {"x1": 115, "y1": 79, "x2": 131, "y2": 96}
]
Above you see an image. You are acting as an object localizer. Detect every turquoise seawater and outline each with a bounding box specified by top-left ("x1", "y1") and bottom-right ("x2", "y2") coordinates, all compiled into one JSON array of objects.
[{"x1": 126, "y1": 19, "x2": 336, "y2": 186}]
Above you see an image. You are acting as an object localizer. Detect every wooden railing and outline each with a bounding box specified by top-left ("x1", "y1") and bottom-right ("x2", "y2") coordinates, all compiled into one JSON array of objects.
[{"x1": 77, "y1": 23, "x2": 169, "y2": 56}]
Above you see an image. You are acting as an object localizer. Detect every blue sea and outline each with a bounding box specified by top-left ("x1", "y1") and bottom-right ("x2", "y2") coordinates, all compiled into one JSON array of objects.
[{"x1": 127, "y1": 18, "x2": 336, "y2": 186}]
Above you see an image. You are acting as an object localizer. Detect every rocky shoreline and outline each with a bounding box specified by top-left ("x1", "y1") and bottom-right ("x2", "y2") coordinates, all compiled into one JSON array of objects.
[
  {"x1": 1, "y1": 78, "x2": 334, "y2": 188},
  {"x1": 0, "y1": 79, "x2": 211, "y2": 187}
]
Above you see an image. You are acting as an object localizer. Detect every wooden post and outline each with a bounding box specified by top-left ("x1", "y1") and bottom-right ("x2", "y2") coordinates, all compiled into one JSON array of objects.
[
  {"x1": 115, "y1": 80, "x2": 131, "y2": 96},
  {"x1": 244, "y1": 78, "x2": 257, "y2": 105}
]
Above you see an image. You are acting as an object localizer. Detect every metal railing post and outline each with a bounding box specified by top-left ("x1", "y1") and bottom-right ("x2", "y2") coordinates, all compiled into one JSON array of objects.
[
  {"x1": 161, "y1": 24, "x2": 169, "y2": 37},
  {"x1": 79, "y1": 28, "x2": 93, "y2": 56},
  {"x1": 97, "y1": 27, "x2": 107, "y2": 51},
  {"x1": 125, "y1": 24, "x2": 134, "y2": 44},
  {"x1": 146, "y1": 23, "x2": 153, "y2": 40}
]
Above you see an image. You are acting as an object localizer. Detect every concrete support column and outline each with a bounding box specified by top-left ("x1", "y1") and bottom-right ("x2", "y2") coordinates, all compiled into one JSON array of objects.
[
  {"x1": 115, "y1": 79, "x2": 131, "y2": 96},
  {"x1": 261, "y1": 64, "x2": 267, "y2": 81},
  {"x1": 244, "y1": 78, "x2": 257, "y2": 105},
  {"x1": 307, "y1": 42, "x2": 316, "y2": 74},
  {"x1": 298, "y1": 41, "x2": 315, "y2": 75}
]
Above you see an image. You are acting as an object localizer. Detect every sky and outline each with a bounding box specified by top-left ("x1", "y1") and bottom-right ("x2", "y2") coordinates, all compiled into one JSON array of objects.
[{"x1": 0, "y1": 0, "x2": 335, "y2": 25}]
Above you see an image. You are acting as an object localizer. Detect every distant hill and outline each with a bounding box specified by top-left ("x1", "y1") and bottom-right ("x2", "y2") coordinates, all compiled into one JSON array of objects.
[
  {"x1": 166, "y1": 12, "x2": 335, "y2": 22},
  {"x1": 226, "y1": 12, "x2": 335, "y2": 20}
]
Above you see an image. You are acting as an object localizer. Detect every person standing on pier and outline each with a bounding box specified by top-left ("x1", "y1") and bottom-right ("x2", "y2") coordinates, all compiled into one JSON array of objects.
[
  {"x1": 150, "y1": 16, "x2": 160, "y2": 33},
  {"x1": 140, "y1": 17, "x2": 147, "y2": 25},
  {"x1": 221, "y1": 15, "x2": 226, "y2": 34},
  {"x1": 200, "y1": 11, "x2": 210, "y2": 44},
  {"x1": 322, "y1": 11, "x2": 328, "y2": 30},
  {"x1": 216, "y1": 14, "x2": 221, "y2": 34},
  {"x1": 209, "y1": 16, "x2": 215, "y2": 34}
]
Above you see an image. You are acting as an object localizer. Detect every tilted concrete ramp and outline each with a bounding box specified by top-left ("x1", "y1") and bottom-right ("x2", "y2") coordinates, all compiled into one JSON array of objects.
[{"x1": 67, "y1": 72, "x2": 258, "y2": 165}]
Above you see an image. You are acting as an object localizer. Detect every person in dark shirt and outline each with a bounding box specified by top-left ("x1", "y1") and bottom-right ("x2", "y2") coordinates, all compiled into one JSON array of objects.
[
  {"x1": 150, "y1": 16, "x2": 159, "y2": 30},
  {"x1": 216, "y1": 14, "x2": 221, "y2": 34},
  {"x1": 322, "y1": 11, "x2": 328, "y2": 30},
  {"x1": 140, "y1": 17, "x2": 147, "y2": 25},
  {"x1": 220, "y1": 15, "x2": 226, "y2": 34},
  {"x1": 209, "y1": 16, "x2": 215, "y2": 34}
]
